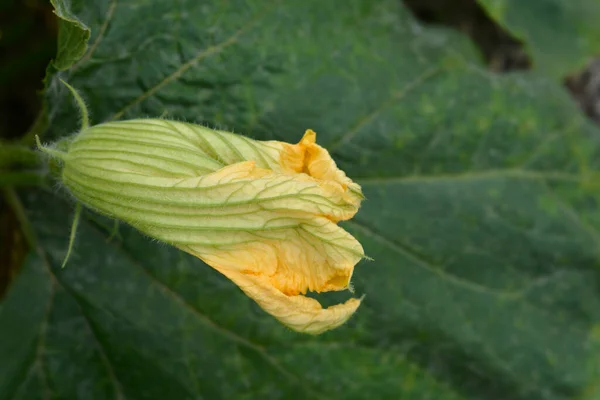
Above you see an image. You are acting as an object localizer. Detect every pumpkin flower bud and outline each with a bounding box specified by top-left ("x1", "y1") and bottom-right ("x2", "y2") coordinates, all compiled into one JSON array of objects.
[{"x1": 44, "y1": 118, "x2": 365, "y2": 334}]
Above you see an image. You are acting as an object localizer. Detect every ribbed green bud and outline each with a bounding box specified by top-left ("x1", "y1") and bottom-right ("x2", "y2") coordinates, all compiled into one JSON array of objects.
[{"x1": 40, "y1": 89, "x2": 365, "y2": 334}]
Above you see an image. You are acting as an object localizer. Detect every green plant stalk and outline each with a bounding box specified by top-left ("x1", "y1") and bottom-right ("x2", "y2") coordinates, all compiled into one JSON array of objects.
[
  {"x1": 0, "y1": 171, "x2": 45, "y2": 187},
  {"x1": 0, "y1": 143, "x2": 42, "y2": 169}
]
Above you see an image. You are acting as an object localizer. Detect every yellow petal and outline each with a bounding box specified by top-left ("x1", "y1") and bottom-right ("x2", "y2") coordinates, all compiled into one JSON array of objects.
[
  {"x1": 173, "y1": 162, "x2": 365, "y2": 333},
  {"x1": 213, "y1": 267, "x2": 362, "y2": 334}
]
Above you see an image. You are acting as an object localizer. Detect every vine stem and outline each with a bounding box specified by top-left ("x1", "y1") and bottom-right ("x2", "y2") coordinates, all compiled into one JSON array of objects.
[
  {"x1": 2, "y1": 188, "x2": 39, "y2": 254},
  {"x1": 0, "y1": 171, "x2": 45, "y2": 187}
]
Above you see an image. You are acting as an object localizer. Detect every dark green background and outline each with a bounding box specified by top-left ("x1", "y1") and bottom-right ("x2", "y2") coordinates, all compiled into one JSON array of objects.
[{"x1": 2, "y1": 1, "x2": 600, "y2": 399}]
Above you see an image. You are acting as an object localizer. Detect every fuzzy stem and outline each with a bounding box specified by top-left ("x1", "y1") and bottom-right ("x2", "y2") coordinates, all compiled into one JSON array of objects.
[
  {"x1": 62, "y1": 202, "x2": 82, "y2": 268},
  {"x1": 59, "y1": 79, "x2": 89, "y2": 130},
  {"x1": 35, "y1": 135, "x2": 67, "y2": 161}
]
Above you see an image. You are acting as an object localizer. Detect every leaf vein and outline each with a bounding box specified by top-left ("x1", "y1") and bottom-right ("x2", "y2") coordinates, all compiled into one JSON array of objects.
[
  {"x1": 111, "y1": 8, "x2": 273, "y2": 120},
  {"x1": 346, "y1": 219, "x2": 521, "y2": 298},
  {"x1": 328, "y1": 66, "x2": 443, "y2": 151},
  {"x1": 73, "y1": 0, "x2": 118, "y2": 68},
  {"x1": 86, "y1": 223, "x2": 326, "y2": 400}
]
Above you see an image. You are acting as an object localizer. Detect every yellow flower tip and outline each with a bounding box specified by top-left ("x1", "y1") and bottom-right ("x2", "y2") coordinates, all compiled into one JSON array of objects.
[
  {"x1": 278, "y1": 129, "x2": 364, "y2": 221},
  {"x1": 215, "y1": 267, "x2": 362, "y2": 334},
  {"x1": 300, "y1": 129, "x2": 317, "y2": 145}
]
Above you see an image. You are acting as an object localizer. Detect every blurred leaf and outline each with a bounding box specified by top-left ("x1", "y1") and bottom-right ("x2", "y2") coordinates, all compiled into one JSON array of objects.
[
  {"x1": 476, "y1": 0, "x2": 600, "y2": 78},
  {"x1": 3, "y1": 0, "x2": 600, "y2": 399}
]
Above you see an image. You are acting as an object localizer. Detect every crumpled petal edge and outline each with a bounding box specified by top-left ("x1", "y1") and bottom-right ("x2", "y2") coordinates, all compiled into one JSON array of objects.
[{"x1": 215, "y1": 266, "x2": 362, "y2": 335}]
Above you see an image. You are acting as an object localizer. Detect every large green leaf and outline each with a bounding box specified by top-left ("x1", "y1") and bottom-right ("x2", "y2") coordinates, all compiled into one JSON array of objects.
[
  {"x1": 2, "y1": 0, "x2": 600, "y2": 399},
  {"x1": 476, "y1": 0, "x2": 600, "y2": 78}
]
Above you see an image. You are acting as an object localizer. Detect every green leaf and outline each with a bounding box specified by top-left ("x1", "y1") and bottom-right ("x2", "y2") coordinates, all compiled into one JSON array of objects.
[
  {"x1": 2, "y1": 191, "x2": 466, "y2": 400},
  {"x1": 476, "y1": 0, "x2": 600, "y2": 78},
  {"x1": 0, "y1": 253, "x2": 52, "y2": 400},
  {"x1": 49, "y1": 0, "x2": 91, "y2": 71},
  {"x1": 3, "y1": 0, "x2": 600, "y2": 399}
]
